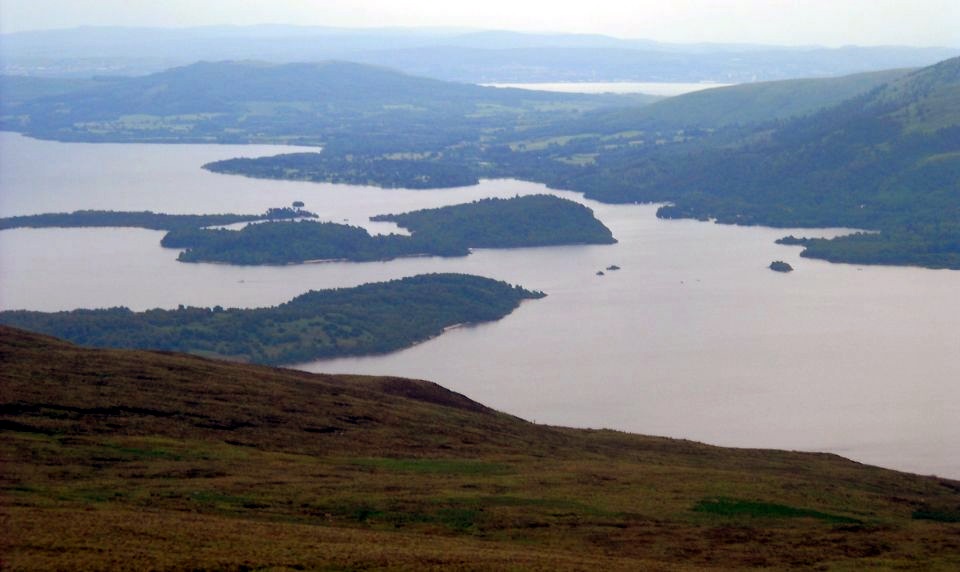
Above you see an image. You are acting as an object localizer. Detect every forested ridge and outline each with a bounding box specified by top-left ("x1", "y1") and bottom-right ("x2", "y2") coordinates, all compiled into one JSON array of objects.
[{"x1": 0, "y1": 60, "x2": 648, "y2": 149}]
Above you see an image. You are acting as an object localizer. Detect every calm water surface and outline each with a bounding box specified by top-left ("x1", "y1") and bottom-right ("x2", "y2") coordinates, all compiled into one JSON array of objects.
[
  {"x1": 1, "y1": 132, "x2": 958, "y2": 478},
  {"x1": 483, "y1": 81, "x2": 732, "y2": 96}
]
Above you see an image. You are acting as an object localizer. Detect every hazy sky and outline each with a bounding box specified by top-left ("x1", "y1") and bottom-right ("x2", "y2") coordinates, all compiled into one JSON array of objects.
[{"x1": 2, "y1": 0, "x2": 958, "y2": 47}]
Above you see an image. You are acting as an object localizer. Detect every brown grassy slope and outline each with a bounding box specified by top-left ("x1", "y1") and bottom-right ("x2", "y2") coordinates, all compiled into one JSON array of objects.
[{"x1": 2, "y1": 325, "x2": 959, "y2": 570}]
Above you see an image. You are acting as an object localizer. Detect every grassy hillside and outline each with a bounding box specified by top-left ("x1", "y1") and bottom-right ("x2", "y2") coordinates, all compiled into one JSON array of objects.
[
  {"x1": 487, "y1": 68, "x2": 912, "y2": 158},
  {"x1": 587, "y1": 67, "x2": 913, "y2": 130},
  {"x1": 2, "y1": 325, "x2": 959, "y2": 570}
]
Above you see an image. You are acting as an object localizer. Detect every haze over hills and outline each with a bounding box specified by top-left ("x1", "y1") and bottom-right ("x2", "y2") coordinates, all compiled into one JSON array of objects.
[
  {"x1": 0, "y1": 58, "x2": 919, "y2": 147},
  {"x1": 580, "y1": 68, "x2": 915, "y2": 131},
  {"x1": 0, "y1": 59, "x2": 654, "y2": 147},
  {"x1": 3, "y1": 325, "x2": 960, "y2": 569},
  {"x1": 346, "y1": 44, "x2": 956, "y2": 84},
  {"x1": 0, "y1": 75, "x2": 111, "y2": 107},
  {"x1": 2, "y1": 25, "x2": 957, "y2": 81}
]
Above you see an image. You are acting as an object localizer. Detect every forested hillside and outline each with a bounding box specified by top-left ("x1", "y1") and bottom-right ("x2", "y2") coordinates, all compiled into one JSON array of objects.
[
  {"x1": 594, "y1": 58, "x2": 960, "y2": 266},
  {"x1": 491, "y1": 57, "x2": 960, "y2": 267}
]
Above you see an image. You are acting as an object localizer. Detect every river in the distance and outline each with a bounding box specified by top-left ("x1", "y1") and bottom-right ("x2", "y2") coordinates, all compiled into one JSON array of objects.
[{"x1": 1, "y1": 131, "x2": 958, "y2": 478}]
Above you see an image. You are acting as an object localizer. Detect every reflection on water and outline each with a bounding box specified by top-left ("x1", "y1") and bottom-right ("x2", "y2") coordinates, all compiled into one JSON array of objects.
[{"x1": 1, "y1": 132, "x2": 958, "y2": 478}]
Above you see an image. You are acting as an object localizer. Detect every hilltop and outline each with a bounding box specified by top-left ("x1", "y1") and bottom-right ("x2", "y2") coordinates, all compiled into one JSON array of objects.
[
  {"x1": 582, "y1": 67, "x2": 914, "y2": 130},
  {"x1": 613, "y1": 56, "x2": 960, "y2": 221},
  {"x1": 2, "y1": 325, "x2": 959, "y2": 569}
]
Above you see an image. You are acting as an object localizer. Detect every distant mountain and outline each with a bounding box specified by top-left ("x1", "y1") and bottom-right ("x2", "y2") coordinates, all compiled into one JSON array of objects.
[
  {"x1": 1, "y1": 60, "x2": 653, "y2": 148},
  {"x1": 14, "y1": 60, "x2": 497, "y2": 114},
  {"x1": 2, "y1": 25, "x2": 957, "y2": 82},
  {"x1": 348, "y1": 45, "x2": 958, "y2": 84}
]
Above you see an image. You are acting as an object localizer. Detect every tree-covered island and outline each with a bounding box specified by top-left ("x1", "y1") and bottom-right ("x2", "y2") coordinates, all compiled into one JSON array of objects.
[
  {"x1": 0, "y1": 207, "x2": 316, "y2": 231},
  {"x1": 0, "y1": 273, "x2": 544, "y2": 365},
  {"x1": 0, "y1": 196, "x2": 614, "y2": 266},
  {"x1": 769, "y1": 260, "x2": 794, "y2": 272},
  {"x1": 168, "y1": 195, "x2": 616, "y2": 265},
  {"x1": 371, "y1": 194, "x2": 617, "y2": 249}
]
